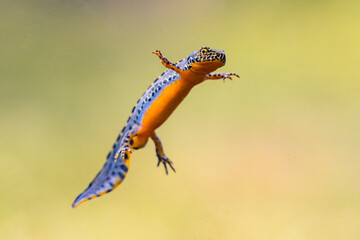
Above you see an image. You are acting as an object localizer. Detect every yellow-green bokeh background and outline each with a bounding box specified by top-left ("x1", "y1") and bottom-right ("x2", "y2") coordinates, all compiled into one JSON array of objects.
[{"x1": 1, "y1": 0, "x2": 360, "y2": 239}]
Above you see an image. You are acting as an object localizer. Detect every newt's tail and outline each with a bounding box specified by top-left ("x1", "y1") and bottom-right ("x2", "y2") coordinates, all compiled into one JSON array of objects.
[{"x1": 72, "y1": 151, "x2": 130, "y2": 208}]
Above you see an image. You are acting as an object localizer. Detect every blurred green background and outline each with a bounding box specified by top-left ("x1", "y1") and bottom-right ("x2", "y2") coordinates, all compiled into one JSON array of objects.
[{"x1": 1, "y1": 0, "x2": 360, "y2": 239}]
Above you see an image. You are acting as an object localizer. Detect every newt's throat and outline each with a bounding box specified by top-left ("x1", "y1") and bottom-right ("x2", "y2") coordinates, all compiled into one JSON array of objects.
[{"x1": 190, "y1": 60, "x2": 225, "y2": 74}]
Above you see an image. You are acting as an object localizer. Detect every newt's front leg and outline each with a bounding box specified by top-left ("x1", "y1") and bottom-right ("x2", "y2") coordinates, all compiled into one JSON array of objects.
[
  {"x1": 205, "y1": 72, "x2": 240, "y2": 82},
  {"x1": 152, "y1": 50, "x2": 183, "y2": 74},
  {"x1": 150, "y1": 132, "x2": 175, "y2": 174}
]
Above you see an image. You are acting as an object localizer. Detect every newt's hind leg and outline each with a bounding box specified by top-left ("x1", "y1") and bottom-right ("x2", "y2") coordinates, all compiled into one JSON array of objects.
[
  {"x1": 114, "y1": 127, "x2": 149, "y2": 163},
  {"x1": 150, "y1": 132, "x2": 175, "y2": 174},
  {"x1": 151, "y1": 50, "x2": 183, "y2": 74},
  {"x1": 114, "y1": 132, "x2": 135, "y2": 163}
]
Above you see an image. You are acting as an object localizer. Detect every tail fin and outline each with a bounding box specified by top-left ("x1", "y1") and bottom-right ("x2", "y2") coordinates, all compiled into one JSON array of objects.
[{"x1": 72, "y1": 151, "x2": 131, "y2": 208}]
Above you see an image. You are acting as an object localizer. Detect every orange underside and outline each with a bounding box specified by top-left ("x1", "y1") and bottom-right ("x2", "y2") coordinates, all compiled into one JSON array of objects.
[
  {"x1": 136, "y1": 78, "x2": 194, "y2": 139},
  {"x1": 131, "y1": 60, "x2": 225, "y2": 148}
]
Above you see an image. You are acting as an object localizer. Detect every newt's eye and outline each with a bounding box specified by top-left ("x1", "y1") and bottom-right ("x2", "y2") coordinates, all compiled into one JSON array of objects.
[{"x1": 201, "y1": 48, "x2": 208, "y2": 55}]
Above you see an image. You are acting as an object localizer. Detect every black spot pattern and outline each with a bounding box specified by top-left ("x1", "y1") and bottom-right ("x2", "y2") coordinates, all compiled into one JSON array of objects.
[
  {"x1": 120, "y1": 164, "x2": 128, "y2": 172},
  {"x1": 117, "y1": 172, "x2": 125, "y2": 179},
  {"x1": 127, "y1": 71, "x2": 179, "y2": 124}
]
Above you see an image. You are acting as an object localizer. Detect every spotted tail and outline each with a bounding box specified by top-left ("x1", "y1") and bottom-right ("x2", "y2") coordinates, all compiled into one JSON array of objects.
[{"x1": 72, "y1": 147, "x2": 131, "y2": 208}]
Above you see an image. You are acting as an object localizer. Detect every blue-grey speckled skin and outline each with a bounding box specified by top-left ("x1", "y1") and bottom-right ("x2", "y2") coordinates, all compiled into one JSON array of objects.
[{"x1": 72, "y1": 58, "x2": 191, "y2": 207}]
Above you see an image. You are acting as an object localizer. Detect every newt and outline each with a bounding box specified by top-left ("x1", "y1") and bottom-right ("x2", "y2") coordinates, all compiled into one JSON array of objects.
[{"x1": 72, "y1": 47, "x2": 239, "y2": 208}]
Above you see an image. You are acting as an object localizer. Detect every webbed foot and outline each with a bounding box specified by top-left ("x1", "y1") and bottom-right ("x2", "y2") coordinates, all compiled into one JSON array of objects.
[{"x1": 157, "y1": 156, "x2": 176, "y2": 175}]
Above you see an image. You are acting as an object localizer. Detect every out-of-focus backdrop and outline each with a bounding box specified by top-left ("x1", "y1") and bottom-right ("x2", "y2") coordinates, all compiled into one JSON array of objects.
[{"x1": 1, "y1": 0, "x2": 359, "y2": 239}]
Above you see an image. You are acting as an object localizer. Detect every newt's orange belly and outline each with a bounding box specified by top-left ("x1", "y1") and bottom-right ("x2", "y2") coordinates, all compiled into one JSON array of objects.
[{"x1": 138, "y1": 79, "x2": 192, "y2": 137}]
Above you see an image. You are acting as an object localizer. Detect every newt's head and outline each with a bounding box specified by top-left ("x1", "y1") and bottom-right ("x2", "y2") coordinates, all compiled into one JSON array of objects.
[{"x1": 186, "y1": 46, "x2": 226, "y2": 73}]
